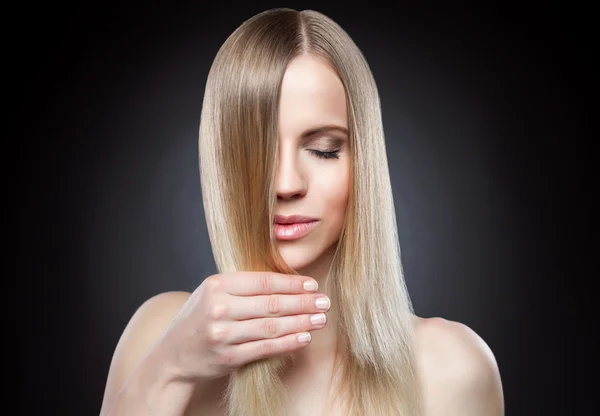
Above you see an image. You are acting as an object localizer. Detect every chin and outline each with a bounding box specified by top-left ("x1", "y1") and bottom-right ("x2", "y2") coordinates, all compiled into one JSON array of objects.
[
  {"x1": 276, "y1": 238, "x2": 338, "y2": 272},
  {"x1": 277, "y1": 245, "x2": 321, "y2": 271}
]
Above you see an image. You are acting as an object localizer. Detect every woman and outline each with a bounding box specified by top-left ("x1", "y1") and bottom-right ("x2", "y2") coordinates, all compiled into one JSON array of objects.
[{"x1": 99, "y1": 8, "x2": 504, "y2": 416}]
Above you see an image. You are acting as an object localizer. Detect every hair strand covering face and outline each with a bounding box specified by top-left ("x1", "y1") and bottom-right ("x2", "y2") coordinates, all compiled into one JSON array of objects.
[{"x1": 198, "y1": 7, "x2": 424, "y2": 415}]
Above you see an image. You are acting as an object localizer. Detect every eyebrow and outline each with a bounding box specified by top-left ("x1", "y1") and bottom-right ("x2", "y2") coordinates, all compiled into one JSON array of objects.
[{"x1": 301, "y1": 125, "x2": 349, "y2": 140}]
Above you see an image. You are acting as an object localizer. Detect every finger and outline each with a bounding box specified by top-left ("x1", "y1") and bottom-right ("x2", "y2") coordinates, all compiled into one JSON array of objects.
[
  {"x1": 222, "y1": 272, "x2": 319, "y2": 296},
  {"x1": 225, "y1": 313, "x2": 327, "y2": 344},
  {"x1": 227, "y1": 332, "x2": 312, "y2": 367},
  {"x1": 227, "y1": 293, "x2": 331, "y2": 320}
]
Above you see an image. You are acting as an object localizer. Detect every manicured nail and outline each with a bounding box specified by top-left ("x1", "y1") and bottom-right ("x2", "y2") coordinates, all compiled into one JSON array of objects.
[
  {"x1": 297, "y1": 333, "x2": 311, "y2": 343},
  {"x1": 310, "y1": 313, "x2": 326, "y2": 325},
  {"x1": 303, "y1": 280, "x2": 318, "y2": 292},
  {"x1": 315, "y1": 297, "x2": 330, "y2": 311}
]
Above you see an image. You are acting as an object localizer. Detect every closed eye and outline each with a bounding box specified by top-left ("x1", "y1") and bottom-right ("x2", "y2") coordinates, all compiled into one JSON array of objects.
[{"x1": 308, "y1": 149, "x2": 341, "y2": 160}]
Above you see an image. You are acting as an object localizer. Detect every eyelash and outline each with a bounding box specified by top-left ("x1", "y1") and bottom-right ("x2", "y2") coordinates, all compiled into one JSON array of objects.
[{"x1": 308, "y1": 149, "x2": 341, "y2": 160}]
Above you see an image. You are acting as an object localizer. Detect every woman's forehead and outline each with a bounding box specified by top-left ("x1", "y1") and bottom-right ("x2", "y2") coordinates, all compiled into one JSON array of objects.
[{"x1": 278, "y1": 55, "x2": 347, "y2": 140}]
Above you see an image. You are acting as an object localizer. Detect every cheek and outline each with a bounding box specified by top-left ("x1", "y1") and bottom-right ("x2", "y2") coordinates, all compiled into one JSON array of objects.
[{"x1": 313, "y1": 163, "x2": 350, "y2": 220}]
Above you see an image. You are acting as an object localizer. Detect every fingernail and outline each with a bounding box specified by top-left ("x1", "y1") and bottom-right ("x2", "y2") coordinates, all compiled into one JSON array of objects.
[
  {"x1": 303, "y1": 280, "x2": 318, "y2": 291},
  {"x1": 310, "y1": 313, "x2": 326, "y2": 325},
  {"x1": 297, "y1": 333, "x2": 311, "y2": 343},
  {"x1": 315, "y1": 297, "x2": 330, "y2": 311}
]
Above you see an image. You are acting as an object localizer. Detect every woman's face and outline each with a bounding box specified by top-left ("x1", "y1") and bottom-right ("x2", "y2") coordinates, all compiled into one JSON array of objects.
[{"x1": 274, "y1": 54, "x2": 350, "y2": 272}]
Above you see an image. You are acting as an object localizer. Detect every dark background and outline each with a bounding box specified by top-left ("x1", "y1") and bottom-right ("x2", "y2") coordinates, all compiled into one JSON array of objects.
[{"x1": 16, "y1": 2, "x2": 589, "y2": 415}]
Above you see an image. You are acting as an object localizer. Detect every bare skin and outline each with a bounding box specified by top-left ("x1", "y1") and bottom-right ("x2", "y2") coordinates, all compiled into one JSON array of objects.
[
  {"x1": 99, "y1": 290, "x2": 504, "y2": 415},
  {"x1": 99, "y1": 272, "x2": 338, "y2": 416},
  {"x1": 99, "y1": 54, "x2": 503, "y2": 415}
]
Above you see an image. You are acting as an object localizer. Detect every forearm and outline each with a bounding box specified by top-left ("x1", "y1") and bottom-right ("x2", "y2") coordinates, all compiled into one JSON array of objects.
[{"x1": 103, "y1": 343, "x2": 196, "y2": 416}]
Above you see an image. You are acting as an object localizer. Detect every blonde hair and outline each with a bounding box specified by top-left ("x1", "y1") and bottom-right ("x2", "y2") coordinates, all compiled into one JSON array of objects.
[{"x1": 198, "y1": 8, "x2": 423, "y2": 415}]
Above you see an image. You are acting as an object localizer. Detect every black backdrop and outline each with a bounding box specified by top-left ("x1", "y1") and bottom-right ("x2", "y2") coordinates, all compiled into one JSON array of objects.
[{"x1": 16, "y1": 2, "x2": 589, "y2": 415}]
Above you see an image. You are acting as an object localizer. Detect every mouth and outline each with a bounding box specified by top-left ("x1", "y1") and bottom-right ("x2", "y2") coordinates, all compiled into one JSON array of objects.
[{"x1": 274, "y1": 215, "x2": 319, "y2": 241}]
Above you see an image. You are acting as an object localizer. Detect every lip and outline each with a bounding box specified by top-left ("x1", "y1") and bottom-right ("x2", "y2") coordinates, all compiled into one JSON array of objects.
[
  {"x1": 274, "y1": 214, "x2": 317, "y2": 225},
  {"x1": 273, "y1": 220, "x2": 319, "y2": 240}
]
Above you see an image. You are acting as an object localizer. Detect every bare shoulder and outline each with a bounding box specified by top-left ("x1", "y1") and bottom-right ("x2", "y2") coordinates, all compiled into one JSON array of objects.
[
  {"x1": 100, "y1": 291, "x2": 192, "y2": 413},
  {"x1": 116, "y1": 291, "x2": 192, "y2": 350},
  {"x1": 413, "y1": 316, "x2": 504, "y2": 415}
]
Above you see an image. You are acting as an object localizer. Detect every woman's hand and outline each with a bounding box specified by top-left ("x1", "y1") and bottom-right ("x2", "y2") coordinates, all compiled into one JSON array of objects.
[{"x1": 164, "y1": 271, "x2": 330, "y2": 381}]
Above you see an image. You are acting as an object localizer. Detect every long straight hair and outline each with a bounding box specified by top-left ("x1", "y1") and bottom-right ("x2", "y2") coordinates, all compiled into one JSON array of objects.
[{"x1": 198, "y1": 8, "x2": 423, "y2": 415}]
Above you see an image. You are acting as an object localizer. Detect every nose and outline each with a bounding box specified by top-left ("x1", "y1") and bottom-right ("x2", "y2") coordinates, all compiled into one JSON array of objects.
[{"x1": 275, "y1": 146, "x2": 307, "y2": 201}]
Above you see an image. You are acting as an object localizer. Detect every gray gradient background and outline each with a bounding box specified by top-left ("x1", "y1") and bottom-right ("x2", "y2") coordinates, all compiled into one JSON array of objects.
[{"x1": 16, "y1": 2, "x2": 589, "y2": 415}]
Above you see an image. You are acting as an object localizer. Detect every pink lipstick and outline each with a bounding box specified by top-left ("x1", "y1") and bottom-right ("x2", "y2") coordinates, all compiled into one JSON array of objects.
[{"x1": 274, "y1": 215, "x2": 319, "y2": 240}]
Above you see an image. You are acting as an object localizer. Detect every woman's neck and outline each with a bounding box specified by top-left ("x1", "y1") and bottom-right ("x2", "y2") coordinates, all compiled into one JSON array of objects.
[{"x1": 290, "y1": 244, "x2": 339, "y2": 367}]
